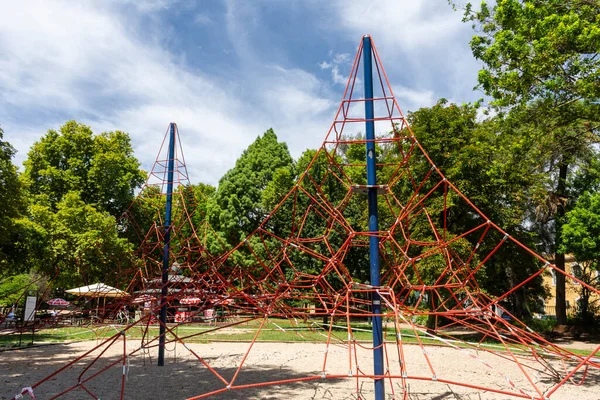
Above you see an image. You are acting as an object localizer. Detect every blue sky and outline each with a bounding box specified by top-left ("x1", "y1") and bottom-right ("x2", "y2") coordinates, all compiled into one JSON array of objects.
[{"x1": 0, "y1": 0, "x2": 482, "y2": 185}]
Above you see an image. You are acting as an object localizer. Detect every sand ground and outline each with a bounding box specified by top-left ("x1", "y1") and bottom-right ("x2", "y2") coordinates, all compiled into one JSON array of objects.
[{"x1": 1, "y1": 340, "x2": 599, "y2": 400}]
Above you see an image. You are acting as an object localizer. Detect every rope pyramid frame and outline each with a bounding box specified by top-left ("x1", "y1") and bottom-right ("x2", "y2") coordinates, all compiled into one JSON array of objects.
[{"x1": 11, "y1": 35, "x2": 600, "y2": 400}]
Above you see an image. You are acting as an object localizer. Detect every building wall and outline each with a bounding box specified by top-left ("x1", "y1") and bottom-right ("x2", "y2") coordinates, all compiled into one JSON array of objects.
[{"x1": 542, "y1": 255, "x2": 600, "y2": 317}]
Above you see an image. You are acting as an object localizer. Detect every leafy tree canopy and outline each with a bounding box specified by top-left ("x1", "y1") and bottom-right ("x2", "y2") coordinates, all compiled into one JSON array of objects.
[
  {"x1": 457, "y1": 0, "x2": 600, "y2": 324},
  {"x1": 29, "y1": 191, "x2": 135, "y2": 287},
  {"x1": 208, "y1": 128, "x2": 295, "y2": 246},
  {"x1": 0, "y1": 126, "x2": 27, "y2": 273},
  {"x1": 0, "y1": 274, "x2": 40, "y2": 308},
  {"x1": 562, "y1": 191, "x2": 600, "y2": 262},
  {"x1": 561, "y1": 189, "x2": 600, "y2": 322},
  {"x1": 404, "y1": 100, "x2": 544, "y2": 307},
  {"x1": 462, "y1": 0, "x2": 600, "y2": 108},
  {"x1": 22, "y1": 121, "x2": 145, "y2": 217}
]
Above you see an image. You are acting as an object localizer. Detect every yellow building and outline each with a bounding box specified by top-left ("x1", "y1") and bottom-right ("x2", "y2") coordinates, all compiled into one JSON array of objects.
[{"x1": 542, "y1": 255, "x2": 600, "y2": 317}]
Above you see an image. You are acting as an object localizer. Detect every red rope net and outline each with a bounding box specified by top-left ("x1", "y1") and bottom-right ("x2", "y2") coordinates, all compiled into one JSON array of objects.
[{"x1": 8, "y1": 36, "x2": 600, "y2": 400}]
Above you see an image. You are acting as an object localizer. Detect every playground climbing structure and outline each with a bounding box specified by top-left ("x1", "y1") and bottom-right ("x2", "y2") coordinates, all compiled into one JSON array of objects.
[{"x1": 10, "y1": 36, "x2": 600, "y2": 400}]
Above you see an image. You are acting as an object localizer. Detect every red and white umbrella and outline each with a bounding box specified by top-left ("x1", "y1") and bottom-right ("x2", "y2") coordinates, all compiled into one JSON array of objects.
[
  {"x1": 132, "y1": 294, "x2": 156, "y2": 304},
  {"x1": 47, "y1": 298, "x2": 70, "y2": 306},
  {"x1": 180, "y1": 297, "x2": 202, "y2": 305}
]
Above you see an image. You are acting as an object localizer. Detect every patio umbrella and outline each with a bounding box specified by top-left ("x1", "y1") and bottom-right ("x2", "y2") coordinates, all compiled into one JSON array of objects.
[
  {"x1": 66, "y1": 283, "x2": 129, "y2": 318},
  {"x1": 65, "y1": 283, "x2": 129, "y2": 298},
  {"x1": 47, "y1": 298, "x2": 70, "y2": 306},
  {"x1": 180, "y1": 297, "x2": 202, "y2": 305},
  {"x1": 132, "y1": 294, "x2": 156, "y2": 304}
]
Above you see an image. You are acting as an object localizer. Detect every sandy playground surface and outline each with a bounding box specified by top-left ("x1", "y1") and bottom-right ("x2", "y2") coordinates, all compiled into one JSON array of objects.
[{"x1": 1, "y1": 339, "x2": 599, "y2": 400}]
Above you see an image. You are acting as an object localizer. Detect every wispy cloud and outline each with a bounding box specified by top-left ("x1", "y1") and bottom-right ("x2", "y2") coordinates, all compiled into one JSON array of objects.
[
  {"x1": 335, "y1": 2, "x2": 464, "y2": 50},
  {"x1": 393, "y1": 86, "x2": 437, "y2": 113},
  {"x1": 320, "y1": 52, "x2": 352, "y2": 86},
  {"x1": 108, "y1": 0, "x2": 177, "y2": 13},
  {"x1": 0, "y1": 1, "x2": 282, "y2": 183},
  {"x1": 194, "y1": 13, "x2": 213, "y2": 25},
  {"x1": 0, "y1": 0, "x2": 482, "y2": 185},
  {"x1": 331, "y1": 0, "x2": 483, "y2": 111},
  {"x1": 222, "y1": 1, "x2": 338, "y2": 158}
]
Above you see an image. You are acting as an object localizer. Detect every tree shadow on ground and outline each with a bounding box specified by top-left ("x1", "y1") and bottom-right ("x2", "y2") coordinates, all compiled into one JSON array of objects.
[
  {"x1": 2, "y1": 342, "x2": 599, "y2": 400},
  {"x1": 1, "y1": 343, "x2": 352, "y2": 400}
]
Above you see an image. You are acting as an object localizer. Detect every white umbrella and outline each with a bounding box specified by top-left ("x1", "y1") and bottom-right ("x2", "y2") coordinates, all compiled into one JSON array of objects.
[
  {"x1": 66, "y1": 283, "x2": 129, "y2": 319},
  {"x1": 47, "y1": 298, "x2": 70, "y2": 306},
  {"x1": 132, "y1": 294, "x2": 156, "y2": 304},
  {"x1": 180, "y1": 297, "x2": 202, "y2": 305},
  {"x1": 65, "y1": 283, "x2": 129, "y2": 298}
]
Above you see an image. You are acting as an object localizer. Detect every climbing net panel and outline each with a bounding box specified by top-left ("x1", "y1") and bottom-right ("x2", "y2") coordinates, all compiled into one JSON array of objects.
[{"x1": 10, "y1": 36, "x2": 600, "y2": 400}]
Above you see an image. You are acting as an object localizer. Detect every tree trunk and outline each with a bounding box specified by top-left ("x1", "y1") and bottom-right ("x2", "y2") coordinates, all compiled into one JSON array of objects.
[
  {"x1": 555, "y1": 161, "x2": 568, "y2": 325},
  {"x1": 555, "y1": 253, "x2": 567, "y2": 324},
  {"x1": 426, "y1": 293, "x2": 438, "y2": 334},
  {"x1": 513, "y1": 286, "x2": 529, "y2": 320}
]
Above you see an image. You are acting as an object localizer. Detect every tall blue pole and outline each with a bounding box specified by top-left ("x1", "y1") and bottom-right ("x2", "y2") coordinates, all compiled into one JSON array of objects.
[
  {"x1": 363, "y1": 35, "x2": 385, "y2": 399},
  {"x1": 158, "y1": 122, "x2": 176, "y2": 367}
]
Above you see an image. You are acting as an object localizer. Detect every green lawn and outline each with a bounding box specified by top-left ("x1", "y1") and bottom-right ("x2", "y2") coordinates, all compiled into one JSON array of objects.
[{"x1": 0, "y1": 318, "x2": 595, "y2": 357}]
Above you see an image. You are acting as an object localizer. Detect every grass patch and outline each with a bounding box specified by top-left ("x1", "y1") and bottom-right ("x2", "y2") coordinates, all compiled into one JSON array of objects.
[{"x1": 1, "y1": 318, "x2": 595, "y2": 358}]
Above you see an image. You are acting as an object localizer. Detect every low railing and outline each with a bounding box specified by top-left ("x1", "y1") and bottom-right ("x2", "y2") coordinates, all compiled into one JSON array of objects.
[{"x1": 542, "y1": 304, "x2": 574, "y2": 317}]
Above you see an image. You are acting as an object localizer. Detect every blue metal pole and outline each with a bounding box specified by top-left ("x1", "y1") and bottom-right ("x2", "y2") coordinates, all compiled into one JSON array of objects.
[
  {"x1": 158, "y1": 122, "x2": 176, "y2": 367},
  {"x1": 363, "y1": 35, "x2": 385, "y2": 399}
]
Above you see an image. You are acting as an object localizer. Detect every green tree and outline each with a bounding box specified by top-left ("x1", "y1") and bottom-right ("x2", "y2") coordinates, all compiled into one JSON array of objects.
[
  {"x1": 464, "y1": 0, "x2": 600, "y2": 107},
  {"x1": 22, "y1": 121, "x2": 145, "y2": 218},
  {"x1": 169, "y1": 183, "x2": 229, "y2": 268},
  {"x1": 400, "y1": 101, "x2": 546, "y2": 320},
  {"x1": 29, "y1": 192, "x2": 135, "y2": 287},
  {"x1": 289, "y1": 148, "x2": 351, "y2": 280},
  {"x1": 0, "y1": 126, "x2": 28, "y2": 275},
  {"x1": 561, "y1": 191, "x2": 600, "y2": 324},
  {"x1": 15, "y1": 121, "x2": 145, "y2": 287},
  {"x1": 191, "y1": 183, "x2": 216, "y2": 218},
  {"x1": 0, "y1": 273, "x2": 48, "y2": 308},
  {"x1": 184, "y1": 183, "x2": 227, "y2": 255},
  {"x1": 121, "y1": 185, "x2": 165, "y2": 246},
  {"x1": 0, "y1": 274, "x2": 35, "y2": 308},
  {"x1": 5, "y1": 216, "x2": 52, "y2": 277},
  {"x1": 208, "y1": 129, "x2": 295, "y2": 248},
  {"x1": 460, "y1": 0, "x2": 600, "y2": 324}
]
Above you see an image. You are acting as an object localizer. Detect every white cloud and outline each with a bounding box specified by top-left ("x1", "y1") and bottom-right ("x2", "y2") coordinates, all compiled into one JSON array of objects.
[
  {"x1": 0, "y1": 0, "x2": 344, "y2": 186},
  {"x1": 333, "y1": 53, "x2": 351, "y2": 64},
  {"x1": 334, "y1": 2, "x2": 463, "y2": 50},
  {"x1": 320, "y1": 52, "x2": 352, "y2": 86},
  {"x1": 253, "y1": 65, "x2": 336, "y2": 158},
  {"x1": 102, "y1": 106, "x2": 255, "y2": 185},
  {"x1": 393, "y1": 86, "x2": 437, "y2": 112},
  {"x1": 0, "y1": 0, "x2": 484, "y2": 188},
  {"x1": 109, "y1": 0, "x2": 176, "y2": 13},
  {"x1": 194, "y1": 13, "x2": 212, "y2": 25},
  {"x1": 330, "y1": 0, "x2": 483, "y2": 111},
  {"x1": 261, "y1": 66, "x2": 332, "y2": 121},
  {"x1": 222, "y1": 1, "x2": 339, "y2": 158},
  {"x1": 0, "y1": 1, "x2": 278, "y2": 185}
]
